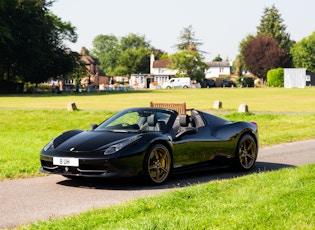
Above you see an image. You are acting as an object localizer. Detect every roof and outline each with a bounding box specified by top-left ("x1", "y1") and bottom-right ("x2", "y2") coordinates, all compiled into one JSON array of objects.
[
  {"x1": 153, "y1": 59, "x2": 171, "y2": 68},
  {"x1": 81, "y1": 55, "x2": 98, "y2": 65},
  {"x1": 206, "y1": 61, "x2": 230, "y2": 67}
]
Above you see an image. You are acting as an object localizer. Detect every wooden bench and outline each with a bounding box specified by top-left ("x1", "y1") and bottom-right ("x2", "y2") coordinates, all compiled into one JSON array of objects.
[{"x1": 150, "y1": 102, "x2": 187, "y2": 115}]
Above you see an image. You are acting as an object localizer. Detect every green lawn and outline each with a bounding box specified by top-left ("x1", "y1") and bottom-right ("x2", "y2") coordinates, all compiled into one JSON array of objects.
[
  {"x1": 1, "y1": 87, "x2": 315, "y2": 112},
  {"x1": 20, "y1": 164, "x2": 315, "y2": 229},
  {"x1": 1, "y1": 87, "x2": 315, "y2": 181},
  {"x1": 1, "y1": 88, "x2": 314, "y2": 229},
  {"x1": 1, "y1": 109, "x2": 315, "y2": 181}
]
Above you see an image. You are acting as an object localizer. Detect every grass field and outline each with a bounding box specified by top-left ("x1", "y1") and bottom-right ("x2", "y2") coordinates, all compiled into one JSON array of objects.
[
  {"x1": 20, "y1": 164, "x2": 314, "y2": 230},
  {"x1": 1, "y1": 87, "x2": 315, "y2": 112},
  {"x1": 1, "y1": 87, "x2": 315, "y2": 181},
  {"x1": 1, "y1": 87, "x2": 314, "y2": 229}
]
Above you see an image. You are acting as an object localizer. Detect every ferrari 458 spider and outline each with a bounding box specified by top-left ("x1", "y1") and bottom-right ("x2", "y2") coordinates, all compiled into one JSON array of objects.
[{"x1": 40, "y1": 107, "x2": 259, "y2": 185}]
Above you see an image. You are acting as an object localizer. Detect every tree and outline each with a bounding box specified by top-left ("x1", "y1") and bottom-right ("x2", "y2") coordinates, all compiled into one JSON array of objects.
[
  {"x1": 92, "y1": 34, "x2": 118, "y2": 56},
  {"x1": 116, "y1": 47, "x2": 151, "y2": 76},
  {"x1": 168, "y1": 26, "x2": 206, "y2": 81},
  {"x1": 212, "y1": 55, "x2": 223, "y2": 62},
  {"x1": 236, "y1": 34, "x2": 255, "y2": 77},
  {"x1": 237, "y1": 5, "x2": 294, "y2": 79},
  {"x1": 0, "y1": 1, "x2": 14, "y2": 44},
  {"x1": 0, "y1": 0, "x2": 78, "y2": 85},
  {"x1": 241, "y1": 35, "x2": 288, "y2": 82},
  {"x1": 168, "y1": 50, "x2": 207, "y2": 81},
  {"x1": 91, "y1": 34, "x2": 120, "y2": 75},
  {"x1": 120, "y1": 33, "x2": 150, "y2": 51},
  {"x1": 175, "y1": 25, "x2": 203, "y2": 52},
  {"x1": 257, "y1": 4, "x2": 292, "y2": 52},
  {"x1": 290, "y1": 31, "x2": 315, "y2": 73},
  {"x1": 92, "y1": 33, "x2": 152, "y2": 76}
]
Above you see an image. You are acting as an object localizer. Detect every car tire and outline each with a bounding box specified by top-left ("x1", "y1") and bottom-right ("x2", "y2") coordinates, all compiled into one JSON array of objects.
[
  {"x1": 143, "y1": 144, "x2": 172, "y2": 185},
  {"x1": 234, "y1": 135, "x2": 258, "y2": 171}
]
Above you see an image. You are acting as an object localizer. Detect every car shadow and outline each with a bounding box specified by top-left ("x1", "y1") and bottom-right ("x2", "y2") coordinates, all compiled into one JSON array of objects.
[{"x1": 56, "y1": 161, "x2": 294, "y2": 190}]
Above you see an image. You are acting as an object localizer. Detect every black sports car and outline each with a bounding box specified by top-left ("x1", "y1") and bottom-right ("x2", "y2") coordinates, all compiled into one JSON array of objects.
[{"x1": 40, "y1": 107, "x2": 259, "y2": 185}]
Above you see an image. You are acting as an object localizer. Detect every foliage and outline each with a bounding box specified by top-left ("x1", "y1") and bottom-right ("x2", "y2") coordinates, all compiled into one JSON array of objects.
[
  {"x1": 91, "y1": 34, "x2": 119, "y2": 75},
  {"x1": 267, "y1": 68, "x2": 284, "y2": 87},
  {"x1": 174, "y1": 25, "x2": 203, "y2": 52},
  {"x1": 212, "y1": 54, "x2": 223, "y2": 62},
  {"x1": 257, "y1": 4, "x2": 292, "y2": 53},
  {"x1": 238, "y1": 5, "x2": 294, "y2": 80},
  {"x1": 241, "y1": 35, "x2": 288, "y2": 81},
  {"x1": 120, "y1": 33, "x2": 150, "y2": 51},
  {"x1": 167, "y1": 26, "x2": 207, "y2": 81},
  {"x1": 0, "y1": 0, "x2": 78, "y2": 85},
  {"x1": 237, "y1": 34, "x2": 255, "y2": 76},
  {"x1": 116, "y1": 47, "x2": 151, "y2": 76},
  {"x1": 92, "y1": 33, "x2": 152, "y2": 76},
  {"x1": 237, "y1": 76, "x2": 254, "y2": 87},
  {"x1": 291, "y1": 31, "x2": 315, "y2": 73},
  {"x1": 168, "y1": 50, "x2": 207, "y2": 81}
]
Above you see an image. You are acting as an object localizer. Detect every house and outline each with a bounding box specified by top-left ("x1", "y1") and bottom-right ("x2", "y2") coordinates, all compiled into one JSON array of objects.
[
  {"x1": 130, "y1": 52, "x2": 177, "y2": 88},
  {"x1": 80, "y1": 47, "x2": 108, "y2": 88},
  {"x1": 205, "y1": 61, "x2": 231, "y2": 79}
]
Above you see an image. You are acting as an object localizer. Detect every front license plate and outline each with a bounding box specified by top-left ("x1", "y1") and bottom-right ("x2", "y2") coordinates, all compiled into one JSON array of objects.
[{"x1": 53, "y1": 157, "x2": 79, "y2": 167}]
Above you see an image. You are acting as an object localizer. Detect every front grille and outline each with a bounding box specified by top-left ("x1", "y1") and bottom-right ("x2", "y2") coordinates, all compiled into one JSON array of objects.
[{"x1": 41, "y1": 158, "x2": 115, "y2": 175}]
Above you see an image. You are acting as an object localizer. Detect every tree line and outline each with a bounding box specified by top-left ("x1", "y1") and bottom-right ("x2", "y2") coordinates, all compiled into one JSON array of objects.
[
  {"x1": 238, "y1": 5, "x2": 315, "y2": 84},
  {"x1": 0, "y1": 2, "x2": 314, "y2": 91},
  {"x1": 0, "y1": 0, "x2": 78, "y2": 88}
]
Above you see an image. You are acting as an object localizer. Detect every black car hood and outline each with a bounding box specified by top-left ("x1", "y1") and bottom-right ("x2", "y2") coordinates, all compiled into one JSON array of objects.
[{"x1": 55, "y1": 130, "x2": 138, "y2": 152}]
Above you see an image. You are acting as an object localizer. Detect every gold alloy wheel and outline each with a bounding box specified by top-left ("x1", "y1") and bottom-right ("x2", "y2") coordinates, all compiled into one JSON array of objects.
[
  {"x1": 237, "y1": 135, "x2": 257, "y2": 170},
  {"x1": 145, "y1": 144, "x2": 171, "y2": 184}
]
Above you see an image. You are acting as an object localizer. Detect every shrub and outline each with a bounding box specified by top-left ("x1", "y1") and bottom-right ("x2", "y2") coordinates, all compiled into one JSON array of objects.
[
  {"x1": 238, "y1": 76, "x2": 254, "y2": 87},
  {"x1": 267, "y1": 68, "x2": 284, "y2": 87}
]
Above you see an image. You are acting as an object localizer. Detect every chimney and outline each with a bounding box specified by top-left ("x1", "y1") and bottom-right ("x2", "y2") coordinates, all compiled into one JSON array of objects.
[
  {"x1": 150, "y1": 52, "x2": 155, "y2": 74},
  {"x1": 81, "y1": 47, "x2": 87, "y2": 56}
]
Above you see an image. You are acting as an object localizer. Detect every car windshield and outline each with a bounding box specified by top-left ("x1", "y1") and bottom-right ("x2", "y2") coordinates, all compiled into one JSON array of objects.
[{"x1": 95, "y1": 109, "x2": 172, "y2": 133}]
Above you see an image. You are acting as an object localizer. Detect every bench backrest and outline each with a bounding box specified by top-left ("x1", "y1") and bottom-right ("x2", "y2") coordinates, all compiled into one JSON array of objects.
[{"x1": 150, "y1": 102, "x2": 186, "y2": 115}]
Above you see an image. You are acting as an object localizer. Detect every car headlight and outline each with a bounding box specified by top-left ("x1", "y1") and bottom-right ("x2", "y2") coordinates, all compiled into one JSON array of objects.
[
  {"x1": 43, "y1": 140, "x2": 54, "y2": 151},
  {"x1": 104, "y1": 136, "x2": 141, "y2": 155}
]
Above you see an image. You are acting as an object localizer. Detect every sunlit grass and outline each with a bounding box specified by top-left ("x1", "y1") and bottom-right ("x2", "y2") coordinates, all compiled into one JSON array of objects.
[
  {"x1": 1, "y1": 88, "x2": 314, "y2": 229},
  {"x1": 20, "y1": 164, "x2": 315, "y2": 229},
  {"x1": 0, "y1": 110, "x2": 115, "y2": 180},
  {"x1": 0, "y1": 87, "x2": 315, "y2": 112},
  {"x1": 1, "y1": 109, "x2": 315, "y2": 181},
  {"x1": 0, "y1": 88, "x2": 314, "y2": 180}
]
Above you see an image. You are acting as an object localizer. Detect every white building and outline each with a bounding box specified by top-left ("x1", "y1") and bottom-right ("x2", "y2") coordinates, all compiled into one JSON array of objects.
[
  {"x1": 130, "y1": 53, "x2": 177, "y2": 88},
  {"x1": 205, "y1": 61, "x2": 231, "y2": 78},
  {"x1": 284, "y1": 68, "x2": 307, "y2": 88}
]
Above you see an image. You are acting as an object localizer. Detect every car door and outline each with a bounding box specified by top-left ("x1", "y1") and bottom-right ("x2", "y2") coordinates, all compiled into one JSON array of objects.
[{"x1": 172, "y1": 123, "x2": 221, "y2": 169}]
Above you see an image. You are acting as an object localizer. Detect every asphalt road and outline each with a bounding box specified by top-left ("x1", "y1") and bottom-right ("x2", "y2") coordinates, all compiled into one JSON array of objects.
[{"x1": 1, "y1": 139, "x2": 315, "y2": 229}]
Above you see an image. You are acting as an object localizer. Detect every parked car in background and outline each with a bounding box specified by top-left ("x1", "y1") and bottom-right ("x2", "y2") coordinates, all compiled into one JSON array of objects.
[
  {"x1": 201, "y1": 78, "x2": 216, "y2": 88},
  {"x1": 222, "y1": 78, "x2": 236, "y2": 87},
  {"x1": 163, "y1": 77, "x2": 191, "y2": 89}
]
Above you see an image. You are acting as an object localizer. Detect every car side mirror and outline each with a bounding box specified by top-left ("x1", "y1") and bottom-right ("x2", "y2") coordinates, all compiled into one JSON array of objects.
[
  {"x1": 175, "y1": 127, "x2": 198, "y2": 139},
  {"x1": 90, "y1": 124, "x2": 98, "y2": 131}
]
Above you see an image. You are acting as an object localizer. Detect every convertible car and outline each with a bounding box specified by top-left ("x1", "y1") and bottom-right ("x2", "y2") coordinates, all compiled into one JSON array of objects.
[{"x1": 40, "y1": 107, "x2": 259, "y2": 185}]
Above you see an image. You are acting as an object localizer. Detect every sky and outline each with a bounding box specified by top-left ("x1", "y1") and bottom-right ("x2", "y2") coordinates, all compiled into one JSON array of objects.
[{"x1": 49, "y1": 0, "x2": 315, "y2": 61}]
